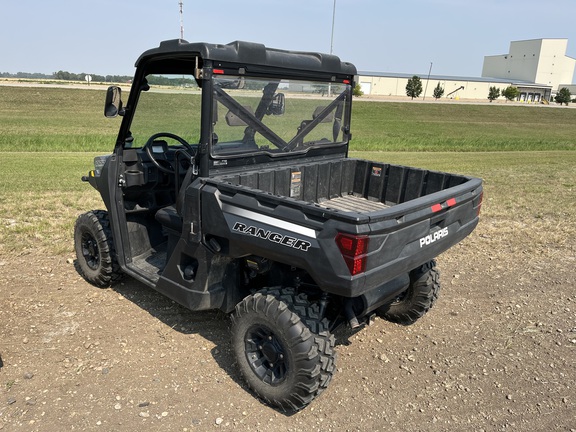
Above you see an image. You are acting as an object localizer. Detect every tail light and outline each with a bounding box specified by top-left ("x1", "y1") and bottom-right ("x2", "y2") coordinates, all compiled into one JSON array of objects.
[{"x1": 335, "y1": 233, "x2": 369, "y2": 276}]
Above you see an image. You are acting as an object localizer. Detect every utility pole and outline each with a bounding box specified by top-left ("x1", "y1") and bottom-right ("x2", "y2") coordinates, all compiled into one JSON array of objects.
[
  {"x1": 179, "y1": 1, "x2": 184, "y2": 39},
  {"x1": 423, "y1": 62, "x2": 432, "y2": 101}
]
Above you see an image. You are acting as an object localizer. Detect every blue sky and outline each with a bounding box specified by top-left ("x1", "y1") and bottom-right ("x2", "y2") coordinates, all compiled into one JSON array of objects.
[{"x1": 1, "y1": 0, "x2": 575, "y2": 82}]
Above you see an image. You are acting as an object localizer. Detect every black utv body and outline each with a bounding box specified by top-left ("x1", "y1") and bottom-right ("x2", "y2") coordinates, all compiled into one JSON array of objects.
[{"x1": 74, "y1": 39, "x2": 483, "y2": 411}]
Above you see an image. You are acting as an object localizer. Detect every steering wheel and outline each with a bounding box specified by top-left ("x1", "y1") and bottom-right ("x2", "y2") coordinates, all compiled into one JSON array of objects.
[{"x1": 144, "y1": 132, "x2": 194, "y2": 174}]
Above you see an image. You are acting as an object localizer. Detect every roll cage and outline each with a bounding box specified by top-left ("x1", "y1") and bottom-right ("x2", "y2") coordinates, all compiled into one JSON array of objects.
[{"x1": 109, "y1": 39, "x2": 357, "y2": 176}]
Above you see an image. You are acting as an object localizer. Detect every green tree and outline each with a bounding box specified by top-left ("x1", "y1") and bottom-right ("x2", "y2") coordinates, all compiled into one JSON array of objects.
[
  {"x1": 488, "y1": 86, "x2": 500, "y2": 102},
  {"x1": 554, "y1": 87, "x2": 571, "y2": 106},
  {"x1": 432, "y1": 82, "x2": 444, "y2": 100},
  {"x1": 353, "y1": 83, "x2": 364, "y2": 97},
  {"x1": 54, "y1": 70, "x2": 71, "y2": 80},
  {"x1": 406, "y1": 75, "x2": 423, "y2": 100},
  {"x1": 502, "y1": 86, "x2": 519, "y2": 102}
]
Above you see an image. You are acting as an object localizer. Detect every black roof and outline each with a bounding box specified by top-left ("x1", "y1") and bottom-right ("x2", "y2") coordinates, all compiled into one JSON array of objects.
[{"x1": 136, "y1": 39, "x2": 357, "y2": 77}]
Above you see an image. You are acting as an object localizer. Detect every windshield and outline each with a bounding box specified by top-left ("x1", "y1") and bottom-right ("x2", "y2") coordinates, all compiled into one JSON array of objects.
[
  {"x1": 126, "y1": 74, "x2": 201, "y2": 148},
  {"x1": 211, "y1": 76, "x2": 351, "y2": 157}
]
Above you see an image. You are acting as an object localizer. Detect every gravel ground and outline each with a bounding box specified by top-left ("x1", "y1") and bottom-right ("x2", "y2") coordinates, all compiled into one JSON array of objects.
[{"x1": 1, "y1": 221, "x2": 575, "y2": 431}]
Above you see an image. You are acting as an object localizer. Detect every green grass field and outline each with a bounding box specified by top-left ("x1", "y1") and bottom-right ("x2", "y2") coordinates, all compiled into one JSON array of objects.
[
  {"x1": 1, "y1": 151, "x2": 575, "y2": 257},
  {"x1": 351, "y1": 101, "x2": 576, "y2": 152},
  {"x1": 0, "y1": 85, "x2": 574, "y2": 257},
  {"x1": 0, "y1": 87, "x2": 118, "y2": 152},
  {"x1": 1, "y1": 86, "x2": 575, "y2": 152}
]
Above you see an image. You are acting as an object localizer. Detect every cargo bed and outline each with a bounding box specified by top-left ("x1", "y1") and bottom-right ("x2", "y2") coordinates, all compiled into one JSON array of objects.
[{"x1": 213, "y1": 158, "x2": 475, "y2": 219}]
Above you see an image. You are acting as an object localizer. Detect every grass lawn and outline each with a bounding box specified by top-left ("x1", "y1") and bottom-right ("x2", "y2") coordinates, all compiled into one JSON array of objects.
[
  {"x1": 0, "y1": 85, "x2": 574, "y2": 257},
  {"x1": 1, "y1": 151, "x2": 574, "y2": 258},
  {"x1": 350, "y1": 101, "x2": 576, "y2": 152},
  {"x1": 1, "y1": 86, "x2": 575, "y2": 152},
  {"x1": 0, "y1": 86, "x2": 118, "y2": 152}
]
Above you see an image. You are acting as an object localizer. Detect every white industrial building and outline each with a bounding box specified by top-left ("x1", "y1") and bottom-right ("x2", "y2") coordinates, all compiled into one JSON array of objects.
[
  {"x1": 357, "y1": 38, "x2": 575, "y2": 102},
  {"x1": 357, "y1": 72, "x2": 552, "y2": 102},
  {"x1": 482, "y1": 39, "x2": 575, "y2": 91}
]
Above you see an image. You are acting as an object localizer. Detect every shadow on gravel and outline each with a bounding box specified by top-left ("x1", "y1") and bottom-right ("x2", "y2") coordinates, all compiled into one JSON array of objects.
[
  {"x1": 73, "y1": 257, "x2": 365, "y2": 417},
  {"x1": 108, "y1": 277, "x2": 301, "y2": 416}
]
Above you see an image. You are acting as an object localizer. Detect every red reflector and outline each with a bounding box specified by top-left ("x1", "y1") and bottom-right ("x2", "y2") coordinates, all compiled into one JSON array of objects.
[
  {"x1": 343, "y1": 79, "x2": 350, "y2": 84},
  {"x1": 446, "y1": 198, "x2": 457, "y2": 207},
  {"x1": 336, "y1": 233, "x2": 369, "y2": 276},
  {"x1": 213, "y1": 69, "x2": 224, "y2": 74},
  {"x1": 431, "y1": 204, "x2": 443, "y2": 213}
]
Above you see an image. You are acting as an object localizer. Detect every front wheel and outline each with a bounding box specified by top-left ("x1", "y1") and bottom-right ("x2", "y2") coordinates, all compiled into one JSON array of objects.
[
  {"x1": 377, "y1": 260, "x2": 440, "y2": 325},
  {"x1": 74, "y1": 210, "x2": 123, "y2": 287},
  {"x1": 231, "y1": 287, "x2": 336, "y2": 412}
]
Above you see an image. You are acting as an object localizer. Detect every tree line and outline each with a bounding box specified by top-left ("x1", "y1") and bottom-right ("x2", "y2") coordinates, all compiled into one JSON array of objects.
[
  {"x1": 0, "y1": 71, "x2": 133, "y2": 83},
  {"x1": 1, "y1": 71, "x2": 200, "y2": 87}
]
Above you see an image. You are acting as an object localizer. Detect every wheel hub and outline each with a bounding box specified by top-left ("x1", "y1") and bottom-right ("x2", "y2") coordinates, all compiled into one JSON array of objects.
[
  {"x1": 81, "y1": 233, "x2": 100, "y2": 270},
  {"x1": 245, "y1": 326, "x2": 288, "y2": 385},
  {"x1": 261, "y1": 340, "x2": 281, "y2": 363}
]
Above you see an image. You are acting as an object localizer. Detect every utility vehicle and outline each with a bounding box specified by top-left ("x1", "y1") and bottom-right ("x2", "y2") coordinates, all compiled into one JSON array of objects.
[{"x1": 74, "y1": 39, "x2": 483, "y2": 411}]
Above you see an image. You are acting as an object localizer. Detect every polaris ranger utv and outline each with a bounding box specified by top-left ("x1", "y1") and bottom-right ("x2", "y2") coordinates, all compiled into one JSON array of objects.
[{"x1": 74, "y1": 39, "x2": 483, "y2": 411}]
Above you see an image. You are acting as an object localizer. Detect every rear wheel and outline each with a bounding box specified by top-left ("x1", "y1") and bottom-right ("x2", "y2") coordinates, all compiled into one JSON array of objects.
[
  {"x1": 231, "y1": 287, "x2": 336, "y2": 412},
  {"x1": 377, "y1": 260, "x2": 440, "y2": 325},
  {"x1": 74, "y1": 210, "x2": 123, "y2": 287}
]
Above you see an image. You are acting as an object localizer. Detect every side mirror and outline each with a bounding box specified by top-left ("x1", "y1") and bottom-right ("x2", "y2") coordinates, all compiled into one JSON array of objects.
[
  {"x1": 218, "y1": 77, "x2": 245, "y2": 89},
  {"x1": 267, "y1": 93, "x2": 285, "y2": 116},
  {"x1": 104, "y1": 86, "x2": 124, "y2": 118},
  {"x1": 313, "y1": 106, "x2": 334, "y2": 123},
  {"x1": 225, "y1": 106, "x2": 255, "y2": 126}
]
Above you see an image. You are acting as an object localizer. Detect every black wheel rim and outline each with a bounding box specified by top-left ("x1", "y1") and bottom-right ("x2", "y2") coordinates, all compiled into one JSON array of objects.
[
  {"x1": 244, "y1": 325, "x2": 288, "y2": 386},
  {"x1": 80, "y1": 232, "x2": 100, "y2": 270}
]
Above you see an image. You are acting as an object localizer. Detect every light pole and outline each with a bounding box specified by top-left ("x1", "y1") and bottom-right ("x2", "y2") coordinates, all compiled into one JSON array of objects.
[
  {"x1": 328, "y1": 0, "x2": 337, "y2": 97},
  {"x1": 423, "y1": 62, "x2": 433, "y2": 100},
  {"x1": 179, "y1": 1, "x2": 184, "y2": 39},
  {"x1": 330, "y1": 0, "x2": 336, "y2": 55}
]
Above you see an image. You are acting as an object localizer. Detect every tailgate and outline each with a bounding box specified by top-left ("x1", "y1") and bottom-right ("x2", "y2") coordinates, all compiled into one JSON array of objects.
[{"x1": 310, "y1": 176, "x2": 483, "y2": 296}]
